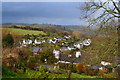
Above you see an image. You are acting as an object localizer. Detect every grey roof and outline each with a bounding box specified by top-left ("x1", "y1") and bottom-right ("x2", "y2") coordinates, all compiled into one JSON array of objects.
[
  {"x1": 25, "y1": 40, "x2": 30, "y2": 42},
  {"x1": 40, "y1": 65, "x2": 55, "y2": 70},
  {"x1": 32, "y1": 47, "x2": 42, "y2": 53},
  {"x1": 92, "y1": 65, "x2": 108, "y2": 70},
  {"x1": 69, "y1": 46, "x2": 76, "y2": 48},
  {"x1": 60, "y1": 47, "x2": 68, "y2": 51},
  {"x1": 92, "y1": 66, "x2": 100, "y2": 70},
  {"x1": 61, "y1": 47, "x2": 68, "y2": 49},
  {"x1": 59, "y1": 54, "x2": 81, "y2": 63}
]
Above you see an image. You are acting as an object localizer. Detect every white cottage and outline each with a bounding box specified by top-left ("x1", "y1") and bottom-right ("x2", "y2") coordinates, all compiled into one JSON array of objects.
[
  {"x1": 67, "y1": 46, "x2": 76, "y2": 50},
  {"x1": 64, "y1": 35, "x2": 71, "y2": 39},
  {"x1": 34, "y1": 39, "x2": 41, "y2": 44},
  {"x1": 49, "y1": 39, "x2": 53, "y2": 43},
  {"x1": 75, "y1": 51, "x2": 81, "y2": 58},
  {"x1": 52, "y1": 40, "x2": 57, "y2": 44},
  {"x1": 74, "y1": 43, "x2": 83, "y2": 49},
  {"x1": 53, "y1": 49, "x2": 60, "y2": 59},
  {"x1": 42, "y1": 40, "x2": 46, "y2": 43},
  {"x1": 101, "y1": 61, "x2": 111, "y2": 66},
  {"x1": 23, "y1": 39, "x2": 32, "y2": 44},
  {"x1": 83, "y1": 39, "x2": 91, "y2": 46}
]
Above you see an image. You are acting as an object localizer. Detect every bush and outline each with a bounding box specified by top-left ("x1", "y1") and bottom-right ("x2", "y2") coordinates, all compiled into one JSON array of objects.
[
  {"x1": 26, "y1": 66, "x2": 49, "y2": 78},
  {"x1": 16, "y1": 62, "x2": 26, "y2": 72},
  {"x1": 2, "y1": 66, "x2": 17, "y2": 77},
  {"x1": 2, "y1": 34, "x2": 14, "y2": 47},
  {"x1": 59, "y1": 63, "x2": 77, "y2": 73},
  {"x1": 28, "y1": 56, "x2": 36, "y2": 64},
  {"x1": 76, "y1": 64, "x2": 84, "y2": 74},
  {"x1": 39, "y1": 46, "x2": 58, "y2": 64}
]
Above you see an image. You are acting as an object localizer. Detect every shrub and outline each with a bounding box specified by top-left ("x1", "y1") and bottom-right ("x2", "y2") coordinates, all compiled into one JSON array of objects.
[
  {"x1": 59, "y1": 63, "x2": 77, "y2": 73},
  {"x1": 26, "y1": 66, "x2": 49, "y2": 78},
  {"x1": 28, "y1": 56, "x2": 36, "y2": 64},
  {"x1": 2, "y1": 66, "x2": 17, "y2": 77},
  {"x1": 2, "y1": 34, "x2": 14, "y2": 47},
  {"x1": 76, "y1": 64, "x2": 84, "y2": 74},
  {"x1": 98, "y1": 68, "x2": 108, "y2": 76},
  {"x1": 16, "y1": 62, "x2": 26, "y2": 72}
]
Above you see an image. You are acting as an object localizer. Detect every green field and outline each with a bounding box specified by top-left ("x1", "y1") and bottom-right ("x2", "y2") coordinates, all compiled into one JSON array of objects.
[{"x1": 2, "y1": 28, "x2": 46, "y2": 35}]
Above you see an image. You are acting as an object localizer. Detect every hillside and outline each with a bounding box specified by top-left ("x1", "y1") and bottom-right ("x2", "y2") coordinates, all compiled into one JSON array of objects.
[
  {"x1": 2, "y1": 23, "x2": 84, "y2": 31},
  {"x1": 81, "y1": 26, "x2": 118, "y2": 66},
  {"x1": 2, "y1": 28, "x2": 46, "y2": 35}
]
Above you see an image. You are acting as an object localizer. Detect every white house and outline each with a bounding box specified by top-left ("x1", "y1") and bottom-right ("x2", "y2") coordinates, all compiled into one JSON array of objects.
[
  {"x1": 49, "y1": 39, "x2": 53, "y2": 43},
  {"x1": 34, "y1": 39, "x2": 41, "y2": 44},
  {"x1": 58, "y1": 61, "x2": 70, "y2": 64},
  {"x1": 53, "y1": 37, "x2": 57, "y2": 40},
  {"x1": 41, "y1": 40, "x2": 46, "y2": 43},
  {"x1": 74, "y1": 43, "x2": 83, "y2": 49},
  {"x1": 53, "y1": 49, "x2": 60, "y2": 59},
  {"x1": 67, "y1": 46, "x2": 76, "y2": 50},
  {"x1": 87, "y1": 39, "x2": 91, "y2": 43},
  {"x1": 23, "y1": 39, "x2": 32, "y2": 44},
  {"x1": 75, "y1": 51, "x2": 81, "y2": 58},
  {"x1": 64, "y1": 35, "x2": 71, "y2": 39},
  {"x1": 62, "y1": 42, "x2": 65, "y2": 46},
  {"x1": 68, "y1": 54, "x2": 72, "y2": 57},
  {"x1": 83, "y1": 39, "x2": 91, "y2": 46},
  {"x1": 64, "y1": 36, "x2": 69, "y2": 39},
  {"x1": 101, "y1": 61, "x2": 111, "y2": 66},
  {"x1": 68, "y1": 35, "x2": 71, "y2": 38},
  {"x1": 52, "y1": 40, "x2": 57, "y2": 44}
]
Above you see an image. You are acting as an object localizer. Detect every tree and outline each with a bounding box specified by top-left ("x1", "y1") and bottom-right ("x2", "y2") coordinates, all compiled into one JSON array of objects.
[
  {"x1": 80, "y1": 0, "x2": 119, "y2": 62},
  {"x1": 2, "y1": 34, "x2": 14, "y2": 47},
  {"x1": 80, "y1": 0, "x2": 119, "y2": 28}
]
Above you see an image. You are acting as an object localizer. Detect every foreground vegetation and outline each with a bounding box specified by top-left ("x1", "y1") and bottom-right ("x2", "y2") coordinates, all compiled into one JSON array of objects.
[{"x1": 3, "y1": 66, "x2": 103, "y2": 79}]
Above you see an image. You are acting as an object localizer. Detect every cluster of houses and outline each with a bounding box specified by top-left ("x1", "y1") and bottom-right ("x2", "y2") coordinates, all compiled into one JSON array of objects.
[
  {"x1": 21, "y1": 35, "x2": 71, "y2": 46},
  {"x1": 60, "y1": 38, "x2": 92, "y2": 51},
  {"x1": 53, "y1": 49, "x2": 82, "y2": 64},
  {"x1": 50, "y1": 39, "x2": 91, "y2": 64},
  {"x1": 21, "y1": 35, "x2": 93, "y2": 65},
  {"x1": 21, "y1": 34, "x2": 92, "y2": 51},
  {"x1": 74, "y1": 39, "x2": 91, "y2": 49},
  {"x1": 31, "y1": 38, "x2": 92, "y2": 64},
  {"x1": 23, "y1": 35, "x2": 114, "y2": 75}
]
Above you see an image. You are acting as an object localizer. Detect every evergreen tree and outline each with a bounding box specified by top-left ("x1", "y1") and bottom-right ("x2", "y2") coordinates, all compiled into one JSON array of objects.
[{"x1": 2, "y1": 34, "x2": 14, "y2": 47}]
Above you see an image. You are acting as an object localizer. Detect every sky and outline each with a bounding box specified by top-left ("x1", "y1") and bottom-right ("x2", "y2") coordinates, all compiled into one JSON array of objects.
[{"x1": 2, "y1": 2, "x2": 88, "y2": 25}]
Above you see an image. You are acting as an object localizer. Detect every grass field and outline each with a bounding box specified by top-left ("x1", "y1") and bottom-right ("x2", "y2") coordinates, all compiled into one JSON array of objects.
[{"x1": 2, "y1": 28, "x2": 46, "y2": 35}]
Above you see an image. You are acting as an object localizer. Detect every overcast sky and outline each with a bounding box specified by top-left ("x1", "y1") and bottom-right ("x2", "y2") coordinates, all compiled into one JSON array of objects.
[{"x1": 2, "y1": 2, "x2": 88, "y2": 25}]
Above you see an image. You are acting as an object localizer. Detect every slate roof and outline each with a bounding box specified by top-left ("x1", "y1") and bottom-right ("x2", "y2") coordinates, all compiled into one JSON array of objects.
[
  {"x1": 59, "y1": 54, "x2": 81, "y2": 63},
  {"x1": 92, "y1": 66, "x2": 108, "y2": 70},
  {"x1": 60, "y1": 47, "x2": 68, "y2": 51},
  {"x1": 32, "y1": 47, "x2": 42, "y2": 53}
]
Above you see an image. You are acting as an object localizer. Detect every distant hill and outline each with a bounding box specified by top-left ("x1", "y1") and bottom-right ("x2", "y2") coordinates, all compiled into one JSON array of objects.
[
  {"x1": 2, "y1": 23, "x2": 84, "y2": 31},
  {"x1": 2, "y1": 23, "x2": 29, "y2": 25},
  {"x1": 30, "y1": 24, "x2": 85, "y2": 31},
  {"x1": 2, "y1": 23, "x2": 95, "y2": 35}
]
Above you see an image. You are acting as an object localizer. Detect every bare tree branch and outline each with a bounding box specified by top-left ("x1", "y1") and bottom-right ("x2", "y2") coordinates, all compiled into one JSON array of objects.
[
  {"x1": 112, "y1": 1, "x2": 120, "y2": 13},
  {"x1": 80, "y1": 0, "x2": 119, "y2": 28}
]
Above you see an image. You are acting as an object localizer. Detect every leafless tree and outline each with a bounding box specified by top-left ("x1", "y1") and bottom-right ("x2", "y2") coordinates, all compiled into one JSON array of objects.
[{"x1": 80, "y1": 0, "x2": 119, "y2": 28}]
